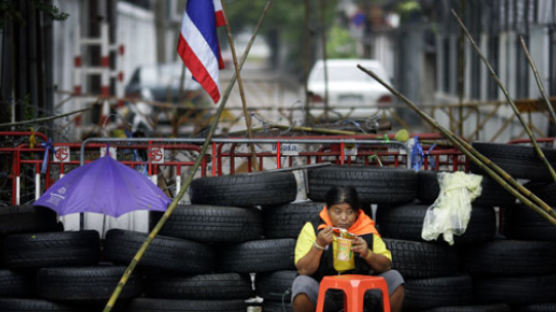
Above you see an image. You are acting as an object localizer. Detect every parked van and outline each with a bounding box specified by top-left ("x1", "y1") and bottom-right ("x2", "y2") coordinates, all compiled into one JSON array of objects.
[{"x1": 307, "y1": 59, "x2": 393, "y2": 119}]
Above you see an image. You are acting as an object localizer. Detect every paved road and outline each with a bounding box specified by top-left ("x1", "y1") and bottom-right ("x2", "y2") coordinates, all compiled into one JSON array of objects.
[{"x1": 218, "y1": 61, "x2": 305, "y2": 135}]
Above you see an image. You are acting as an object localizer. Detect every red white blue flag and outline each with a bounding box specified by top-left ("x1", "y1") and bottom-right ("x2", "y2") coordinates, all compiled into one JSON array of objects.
[{"x1": 177, "y1": 0, "x2": 226, "y2": 103}]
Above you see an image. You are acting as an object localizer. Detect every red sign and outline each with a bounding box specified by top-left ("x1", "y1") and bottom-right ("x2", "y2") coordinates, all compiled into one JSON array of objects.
[
  {"x1": 149, "y1": 147, "x2": 165, "y2": 164},
  {"x1": 53, "y1": 146, "x2": 70, "y2": 163}
]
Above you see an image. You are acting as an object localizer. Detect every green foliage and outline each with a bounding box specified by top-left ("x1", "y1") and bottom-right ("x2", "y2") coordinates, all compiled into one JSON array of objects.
[
  {"x1": 224, "y1": 0, "x2": 338, "y2": 72},
  {"x1": 326, "y1": 24, "x2": 358, "y2": 58},
  {"x1": 32, "y1": 0, "x2": 69, "y2": 21},
  {"x1": 0, "y1": 0, "x2": 68, "y2": 29},
  {"x1": 0, "y1": 0, "x2": 25, "y2": 29}
]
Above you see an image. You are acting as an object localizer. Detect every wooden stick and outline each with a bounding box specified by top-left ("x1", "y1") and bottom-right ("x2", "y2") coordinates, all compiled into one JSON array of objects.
[
  {"x1": 220, "y1": 0, "x2": 258, "y2": 171},
  {"x1": 101, "y1": 3, "x2": 273, "y2": 311},
  {"x1": 519, "y1": 35, "x2": 556, "y2": 123},
  {"x1": 357, "y1": 64, "x2": 556, "y2": 226},
  {"x1": 451, "y1": 9, "x2": 556, "y2": 183}
]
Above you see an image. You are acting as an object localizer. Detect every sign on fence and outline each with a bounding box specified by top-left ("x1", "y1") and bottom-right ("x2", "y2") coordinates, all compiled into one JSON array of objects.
[
  {"x1": 53, "y1": 146, "x2": 70, "y2": 163},
  {"x1": 148, "y1": 147, "x2": 165, "y2": 164}
]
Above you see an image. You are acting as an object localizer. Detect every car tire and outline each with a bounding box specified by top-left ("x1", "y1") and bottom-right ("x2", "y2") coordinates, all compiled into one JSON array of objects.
[
  {"x1": 104, "y1": 229, "x2": 214, "y2": 274},
  {"x1": 36, "y1": 266, "x2": 141, "y2": 301},
  {"x1": 503, "y1": 204, "x2": 556, "y2": 241},
  {"x1": 307, "y1": 166, "x2": 417, "y2": 205},
  {"x1": 376, "y1": 204, "x2": 496, "y2": 244},
  {"x1": 158, "y1": 205, "x2": 263, "y2": 243},
  {"x1": 417, "y1": 170, "x2": 515, "y2": 207},
  {"x1": 383, "y1": 238, "x2": 460, "y2": 279},
  {"x1": 145, "y1": 273, "x2": 253, "y2": 299},
  {"x1": 0, "y1": 298, "x2": 80, "y2": 312},
  {"x1": 190, "y1": 172, "x2": 297, "y2": 207},
  {"x1": 262, "y1": 201, "x2": 324, "y2": 239},
  {"x1": 262, "y1": 301, "x2": 293, "y2": 312},
  {"x1": 404, "y1": 275, "x2": 473, "y2": 310},
  {"x1": 3, "y1": 231, "x2": 100, "y2": 269},
  {"x1": 423, "y1": 304, "x2": 511, "y2": 312},
  {"x1": 219, "y1": 239, "x2": 295, "y2": 273},
  {"x1": 0, "y1": 205, "x2": 60, "y2": 236},
  {"x1": 255, "y1": 270, "x2": 297, "y2": 301},
  {"x1": 516, "y1": 303, "x2": 556, "y2": 312},
  {"x1": 125, "y1": 298, "x2": 246, "y2": 312},
  {"x1": 464, "y1": 240, "x2": 556, "y2": 276},
  {"x1": 0, "y1": 270, "x2": 35, "y2": 297},
  {"x1": 470, "y1": 142, "x2": 556, "y2": 181},
  {"x1": 475, "y1": 274, "x2": 556, "y2": 305}
]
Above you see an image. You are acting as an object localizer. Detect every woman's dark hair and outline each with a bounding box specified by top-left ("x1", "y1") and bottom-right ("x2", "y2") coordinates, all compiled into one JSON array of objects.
[{"x1": 325, "y1": 186, "x2": 360, "y2": 211}]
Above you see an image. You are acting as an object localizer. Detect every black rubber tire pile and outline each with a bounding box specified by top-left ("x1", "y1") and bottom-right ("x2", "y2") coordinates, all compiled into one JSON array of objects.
[
  {"x1": 2, "y1": 143, "x2": 556, "y2": 312},
  {"x1": 132, "y1": 171, "x2": 300, "y2": 312},
  {"x1": 308, "y1": 162, "x2": 556, "y2": 312},
  {"x1": 377, "y1": 142, "x2": 556, "y2": 312},
  {"x1": 0, "y1": 205, "x2": 138, "y2": 311}
]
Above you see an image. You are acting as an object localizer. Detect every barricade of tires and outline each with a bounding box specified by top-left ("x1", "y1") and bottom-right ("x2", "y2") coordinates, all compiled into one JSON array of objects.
[
  {"x1": 127, "y1": 171, "x2": 299, "y2": 312},
  {"x1": 309, "y1": 163, "x2": 556, "y2": 311},
  {"x1": 0, "y1": 206, "x2": 138, "y2": 311},
  {"x1": 2, "y1": 149, "x2": 556, "y2": 311}
]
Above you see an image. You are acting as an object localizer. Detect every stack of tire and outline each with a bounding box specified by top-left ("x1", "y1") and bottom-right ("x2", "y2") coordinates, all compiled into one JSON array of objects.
[
  {"x1": 0, "y1": 205, "x2": 140, "y2": 311},
  {"x1": 307, "y1": 163, "x2": 556, "y2": 311},
  {"x1": 117, "y1": 171, "x2": 299, "y2": 312},
  {"x1": 467, "y1": 142, "x2": 556, "y2": 312}
]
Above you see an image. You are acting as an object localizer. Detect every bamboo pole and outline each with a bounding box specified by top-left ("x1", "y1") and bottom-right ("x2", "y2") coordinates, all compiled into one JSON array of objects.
[
  {"x1": 519, "y1": 35, "x2": 556, "y2": 123},
  {"x1": 0, "y1": 107, "x2": 91, "y2": 128},
  {"x1": 101, "y1": 3, "x2": 273, "y2": 311},
  {"x1": 357, "y1": 64, "x2": 556, "y2": 226},
  {"x1": 451, "y1": 9, "x2": 556, "y2": 183},
  {"x1": 220, "y1": 0, "x2": 258, "y2": 171}
]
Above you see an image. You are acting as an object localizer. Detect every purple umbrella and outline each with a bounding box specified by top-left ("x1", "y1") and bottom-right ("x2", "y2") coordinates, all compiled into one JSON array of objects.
[{"x1": 34, "y1": 155, "x2": 170, "y2": 217}]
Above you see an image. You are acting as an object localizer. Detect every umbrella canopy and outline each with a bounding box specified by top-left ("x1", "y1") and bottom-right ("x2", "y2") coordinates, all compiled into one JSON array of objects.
[{"x1": 34, "y1": 155, "x2": 170, "y2": 217}]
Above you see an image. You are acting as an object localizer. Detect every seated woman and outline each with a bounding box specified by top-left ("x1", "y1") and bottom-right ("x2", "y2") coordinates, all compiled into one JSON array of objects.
[{"x1": 291, "y1": 186, "x2": 405, "y2": 312}]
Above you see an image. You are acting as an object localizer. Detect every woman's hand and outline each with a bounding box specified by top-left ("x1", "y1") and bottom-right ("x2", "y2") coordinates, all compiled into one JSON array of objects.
[
  {"x1": 316, "y1": 227, "x2": 334, "y2": 247},
  {"x1": 351, "y1": 236, "x2": 370, "y2": 258}
]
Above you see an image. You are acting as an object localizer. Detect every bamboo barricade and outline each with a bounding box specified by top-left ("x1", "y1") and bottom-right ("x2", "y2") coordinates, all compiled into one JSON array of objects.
[
  {"x1": 357, "y1": 64, "x2": 556, "y2": 226},
  {"x1": 519, "y1": 35, "x2": 556, "y2": 123},
  {"x1": 451, "y1": 9, "x2": 556, "y2": 183},
  {"x1": 220, "y1": 0, "x2": 258, "y2": 171},
  {"x1": 101, "y1": 2, "x2": 273, "y2": 311}
]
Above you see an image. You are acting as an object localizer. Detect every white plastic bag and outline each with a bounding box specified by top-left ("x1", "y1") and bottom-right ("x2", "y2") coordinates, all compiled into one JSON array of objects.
[{"x1": 421, "y1": 171, "x2": 483, "y2": 245}]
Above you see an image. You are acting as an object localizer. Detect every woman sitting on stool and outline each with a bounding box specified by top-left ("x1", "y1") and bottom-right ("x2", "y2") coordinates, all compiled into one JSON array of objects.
[{"x1": 291, "y1": 186, "x2": 405, "y2": 312}]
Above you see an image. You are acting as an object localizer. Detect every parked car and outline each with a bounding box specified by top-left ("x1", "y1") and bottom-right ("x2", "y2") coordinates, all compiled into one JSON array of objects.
[
  {"x1": 123, "y1": 63, "x2": 210, "y2": 134},
  {"x1": 307, "y1": 59, "x2": 393, "y2": 119}
]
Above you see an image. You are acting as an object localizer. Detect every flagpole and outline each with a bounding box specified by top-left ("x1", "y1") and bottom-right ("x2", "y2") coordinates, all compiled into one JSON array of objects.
[
  {"x1": 101, "y1": 2, "x2": 273, "y2": 311},
  {"x1": 220, "y1": 0, "x2": 259, "y2": 171}
]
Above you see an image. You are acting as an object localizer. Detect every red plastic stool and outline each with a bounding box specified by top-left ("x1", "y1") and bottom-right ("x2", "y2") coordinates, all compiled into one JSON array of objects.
[{"x1": 315, "y1": 275, "x2": 391, "y2": 312}]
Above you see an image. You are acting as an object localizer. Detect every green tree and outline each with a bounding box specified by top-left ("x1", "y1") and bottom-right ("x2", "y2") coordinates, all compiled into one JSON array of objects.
[
  {"x1": 326, "y1": 24, "x2": 358, "y2": 58},
  {"x1": 224, "y1": 0, "x2": 338, "y2": 75}
]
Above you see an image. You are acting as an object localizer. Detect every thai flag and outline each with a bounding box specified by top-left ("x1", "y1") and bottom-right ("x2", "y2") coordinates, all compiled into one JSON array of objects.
[{"x1": 177, "y1": 0, "x2": 226, "y2": 103}]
